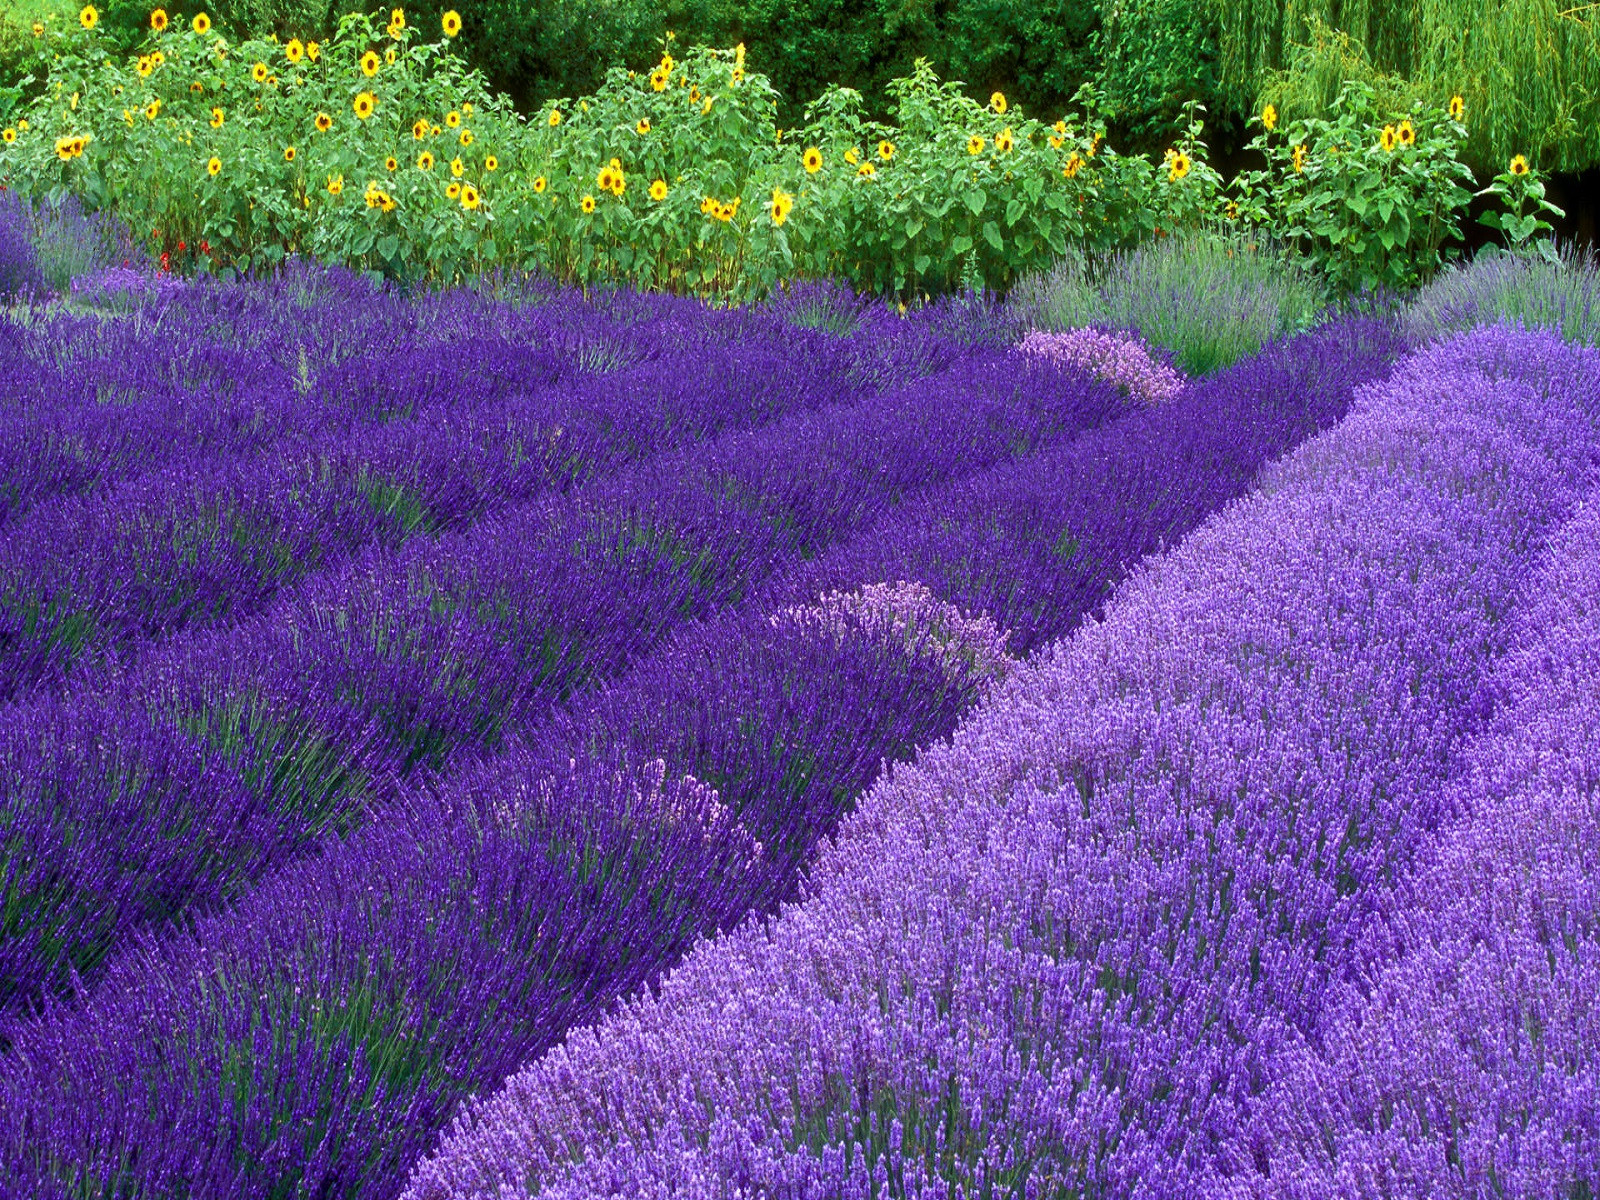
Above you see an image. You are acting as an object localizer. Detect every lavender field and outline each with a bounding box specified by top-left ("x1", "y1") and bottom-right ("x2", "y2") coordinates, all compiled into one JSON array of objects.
[{"x1": 2, "y1": 231, "x2": 1599, "y2": 1199}]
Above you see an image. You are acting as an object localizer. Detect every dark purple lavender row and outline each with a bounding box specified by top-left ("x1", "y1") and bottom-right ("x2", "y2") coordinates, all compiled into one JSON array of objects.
[
  {"x1": 0, "y1": 343, "x2": 1124, "y2": 1039},
  {"x1": 398, "y1": 325, "x2": 1600, "y2": 1200},
  {"x1": 0, "y1": 317, "x2": 861, "y2": 701},
  {"x1": 0, "y1": 322, "x2": 1396, "y2": 1199},
  {"x1": 1208, "y1": 492, "x2": 1600, "y2": 1196}
]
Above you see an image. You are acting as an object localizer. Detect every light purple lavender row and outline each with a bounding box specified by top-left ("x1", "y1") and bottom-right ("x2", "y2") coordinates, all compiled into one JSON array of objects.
[
  {"x1": 401, "y1": 323, "x2": 1600, "y2": 1200},
  {"x1": 1211, "y1": 493, "x2": 1600, "y2": 1196}
]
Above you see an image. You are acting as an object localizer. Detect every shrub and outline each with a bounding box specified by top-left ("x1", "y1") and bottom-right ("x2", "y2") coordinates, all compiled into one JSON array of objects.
[
  {"x1": 1403, "y1": 242, "x2": 1600, "y2": 347},
  {"x1": 1011, "y1": 228, "x2": 1326, "y2": 374}
]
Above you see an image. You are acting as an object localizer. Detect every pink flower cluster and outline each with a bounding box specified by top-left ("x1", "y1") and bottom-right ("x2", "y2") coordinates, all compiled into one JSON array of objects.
[{"x1": 1019, "y1": 326, "x2": 1185, "y2": 404}]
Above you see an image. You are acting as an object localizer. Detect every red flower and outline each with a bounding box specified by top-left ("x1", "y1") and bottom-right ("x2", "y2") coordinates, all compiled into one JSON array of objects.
[
  {"x1": 200, "y1": 240, "x2": 211, "y2": 253},
  {"x1": 177, "y1": 241, "x2": 186, "y2": 252},
  {"x1": 159, "y1": 252, "x2": 171, "y2": 273}
]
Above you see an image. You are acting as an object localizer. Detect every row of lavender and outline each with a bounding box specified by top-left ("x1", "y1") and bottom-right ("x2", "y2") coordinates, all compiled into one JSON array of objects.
[
  {"x1": 0, "y1": 279, "x2": 1127, "y2": 1031},
  {"x1": 1, "y1": 292, "x2": 1394, "y2": 1191},
  {"x1": 403, "y1": 324, "x2": 1600, "y2": 1199}
]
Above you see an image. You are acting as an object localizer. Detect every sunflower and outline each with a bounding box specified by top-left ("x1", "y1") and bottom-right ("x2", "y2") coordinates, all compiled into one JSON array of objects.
[
  {"x1": 484, "y1": 154, "x2": 498, "y2": 172},
  {"x1": 1, "y1": 128, "x2": 15, "y2": 144},
  {"x1": 967, "y1": 135, "x2": 984, "y2": 156},
  {"x1": 1166, "y1": 150, "x2": 1191, "y2": 181},
  {"x1": 701, "y1": 95, "x2": 713, "y2": 114},
  {"x1": 307, "y1": 41, "x2": 320, "y2": 61},
  {"x1": 580, "y1": 193, "x2": 596, "y2": 213},
  {"x1": 1510, "y1": 154, "x2": 1530, "y2": 175},
  {"x1": 137, "y1": 56, "x2": 154, "y2": 78},
  {"x1": 206, "y1": 155, "x2": 222, "y2": 175},
  {"x1": 989, "y1": 91, "x2": 1006, "y2": 114},
  {"x1": 79, "y1": 5, "x2": 97, "y2": 30},
  {"x1": 210, "y1": 106, "x2": 225, "y2": 127},
  {"x1": 877, "y1": 139, "x2": 895, "y2": 160},
  {"x1": 597, "y1": 165, "x2": 616, "y2": 191},
  {"x1": 144, "y1": 99, "x2": 161, "y2": 120},
  {"x1": 213, "y1": 38, "x2": 226, "y2": 59},
  {"x1": 1449, "y1": 94, "x2": 1465, "y2": 122},
  {"x1": 1062, "y1": 152, "x2": 1083, "y2": 178},
  {"x1": 381, "y1": 194, "x2": 396, "y2": 213},
  {"x1": 1048, "y1": 133, "x2": 1064, "y2": 149},
  {"x1": 192, "y1": 11, "x2": 210, "y2": 33},
  {"x1": 445, "y1": 110, "x2": 461, "y2": 128},
  {"x1": 286, "y1": 38, "x2": 304, "y2": 63},
  {"x1": 1292, "y1": 143, "x2": 1307, "y2": 173},
  {"x1": 802, "y1": 146, "x2": 822, "y2": 173},
  {"x1": 995, "y1": 127, "x2": 1014, "y2": 153},
  {"x1": 688, "y1": 86, "x2": 701, "y2": 104},
  {"x1": 417, "y1": 150, "x2": 434, "y2": 170},
  {"x1": 769, "y1": 186, "x2": 794, "y2": 226},
  {"x1": 636, "y1": 118, "x2": 650, "y2": 135},
  {"x1": 55, "y1": 137, "x2": 74, "y2": 161},
  {"x1": 314, "y1": 111, "x2": 332, "y2": 131},
  {"x1": 327, "y1": 174, "x2": 343, "y2": 194},
  {"x1": 547, "y1": 109, "x2": 562, "y2": 127},
  {"x1": 843, "y1": 146, "x2": 859, "y2": 165},
  {"x1": 533, "y1": 175, "x2": 547, "y2": 193},
  {"x1": 251, "y1": 61, "x2": 268, "y2": 82},
  {"x1": 353, "y1": 92, "x2": 375, "y2": 120},
  {"x1": 649, "y1": 178, "x2": 668, "y2": 201},
  {"x1": 284, "y1": 145, "x2": 296, "y2": 161},
  {"x1": 412, "y1": 118, "x2": 428, "y2": 139},
  {"x1": 385, "y1": 155, "x2": 398, "y2": 171},
  {"x1": 610, "y1": 169, "x2": 626, "y2": 196},
  {"x1": 458, "y1": 129, "x2": 473, "y2": 146},
  {"x1": 730, "y1": 66, "x2": 744, "y2": 85},
  {"x1": 441, "y1": 9, "x2": 461, "y2": 37},
  {"x1": 1261, "y1": 103, "x2": 1277, "y2": 131},
  {"x1": 31, "y1": 21, "x2": 43, "y2": 35},
  {"x1": 360, "y1": 50, "x2": 381, "y2": 76},
  {"x1": 460, "y1": 183, "x2": 480, "y2": 210},
  {"x1": 189, "y1": 80, "x2": 203, "y2": 93},
  {"x1": 451, "y1": 155, "x2": 465, "y2": 177},
  {"x1": 857, "y1": 161, "x2": 876, "y2": 178},
  {"x1": 390, "y1": 8, "x2": 405, "y2": 29},
  {"x1": 150, "y1": 8, "x2": 168, "y2": 31},
  {"x1": 445, "y1": 180, "x2": 461, "y2": 199},
  {"x1": 1379, "y1": 124, "x2": 1397, "y2": 152},
  {"x1": 650, "y1": 68, "x2": 668, "y2": 92},
  {"x1": 1396, "y1": 119, "x2": 1415, "y2": 148}
]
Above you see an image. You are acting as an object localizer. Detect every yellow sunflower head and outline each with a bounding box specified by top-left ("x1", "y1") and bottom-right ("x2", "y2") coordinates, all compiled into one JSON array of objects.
[
  {"x1": 548, "y1": 109, "x2": 562, "y2": 127},
  {"x1": 441, "y1": 10, "x2": 461, "y2": 37},
  {"x1": 385, "y1": 155, "x2": 397, "y2": 171},
  {"x1": 1449, "y1": 94, "x2": 1465, "y2": 122},
  {"x1": 150, "y1": 8, "x2": 168, "y2": 31},
  {"x1": 857, "y1": 161, "x2": 876, "y2": 178},
  {"x1": 450, "y1": 156, "x2": 465, "y2": 177},
  {"x1": 649, "y1": 178, "x2": 668, "y2": 201},
  {"x1": 458, "y1": 129, "x2": 473, "y2": 146},
  {"x1": 769, "y1": 185, "x2": 793, "y2": 226},
  {"x1": 1, "y1": 128, "x2": 15, "y2": 144},
  {"x1": 967, "y1": 135, "x2": 984, "y2": 156},
  {"x1": 192, "y1": 11, "x2": 210, "y2": 33},
  {"x1": 1166, "y1": 150, "x2": 1191, "y2": 181},
  {"x1": 210, "y1": 106, "x2": 225, "y2": 127},
  {"x1": 460, "y1": 183, "x2": 480, "y2": 210},
  {"x1": 989, "y1": 91, "x2": 1006, "y2": 114},
  {"x1": 207, "y1": 155, "x2": 221, "y2": 176},
  {"x1": 413, "y1": 118, "x2": 428, "y2": 139},
  {"x1": 136, "y1": 56, "x2": 154, "y2": 78},
  {"x1": 445, "y1": 180, "x2": 461, "y2": 199},
  {"x1": 286, "y1": 38, "x2": 304, "y2": 63},
  {"x1": 636, "y1": 118, "x2": 650, "y2": 135},
  {"x1": 877, "y1": 139, "x2": 895, "y2": 161},
  {"x1": 580, "y1": 193, "x2": 596, "y2": 213},
  {"x1": 417, "y1": 151, "x2": 434, "y2": 170},
  {"x1": 314, "y1": 111, "x2": 332, "y2": 132},
  {"x1": 484, "y1": 154, "x2": 498, "y2": 171},
  {"x1": 1510, "y1": 154, "x2": 1530, "y2": 176},
  {"x1": 144, "y1": 99, "x2": 161, "y2": 119},
  {"x1": 360, "y1": 50, "x2": 380, "y2": 76},
  {"x1": 79, "y1": 5, "x2": 98, "y2": 30},
  {"x1": 1379, "y1": 124, "x2": 1397, "y2": 153},
  {"x1": 802, "y1": 146, "x2": 822, "y2": 173},
  {"x1": 1292, "y1": 143, "x2": 1307, "y2": 172},
  {"x1": 327, "y1": 174, "x2": 343, "y2": 195},
  {"x1": 1261, "y1": 103, "x2": 1277, "y2": 132},
  {"x1": 532, "y1": 175, "x2": 547, "y2": 193},
  {"x1": 251, "y1": 61, "x2": 268, "y2": 82},
  {"x1": 353, "y1": 91, "x2": 375, "y2": 119},
  {"x1": 307, "y1": 40, "x2": 320, "y2": 61},
  {"x1": 283, "y1": 145, "x2": 296, "y2": 161},
  {"x1": 995, "y1": 128, "x2": 1014, "y2": 153},
  {"x1": 446, "y1": 110, "x2": 461, "y2": 128}
]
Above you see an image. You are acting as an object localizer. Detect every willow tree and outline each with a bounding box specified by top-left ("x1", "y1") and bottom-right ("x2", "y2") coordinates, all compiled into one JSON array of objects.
[{"x1": 1214, "y1": 0, "x2": 1600, "y2": 175}]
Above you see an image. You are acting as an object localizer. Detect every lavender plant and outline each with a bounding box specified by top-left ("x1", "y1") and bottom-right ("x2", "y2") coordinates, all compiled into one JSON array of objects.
[{"x1": 1404, "y1": 241, "x2": 1600, "y2": 348}]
